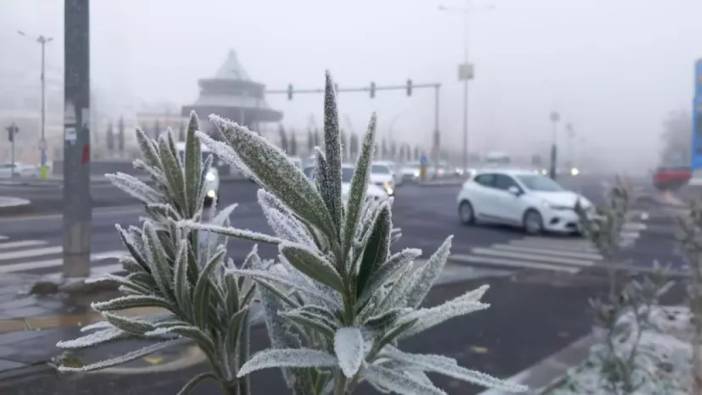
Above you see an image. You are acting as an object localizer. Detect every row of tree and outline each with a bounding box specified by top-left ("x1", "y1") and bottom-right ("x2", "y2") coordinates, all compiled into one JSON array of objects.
[{"x1": 276, "y1": 124, "x2": 425, "y2": 162}]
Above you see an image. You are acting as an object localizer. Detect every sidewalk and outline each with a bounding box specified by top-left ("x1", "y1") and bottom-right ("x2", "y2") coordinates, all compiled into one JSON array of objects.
[{"x1": 0, "y1": 196, "x2": 31, "y2": 215}]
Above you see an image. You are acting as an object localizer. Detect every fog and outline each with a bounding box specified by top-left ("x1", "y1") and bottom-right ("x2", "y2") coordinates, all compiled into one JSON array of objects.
[{"x1": 2, "y1": 0, "x2": 702, "y2": 175}]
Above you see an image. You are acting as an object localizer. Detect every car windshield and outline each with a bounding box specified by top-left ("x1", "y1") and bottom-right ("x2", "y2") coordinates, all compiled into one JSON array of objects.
[
  {"x1": 516, "y1": 175, "x2": 563, "y2": 192},
  {"x1": 371, "y1": 165, "x2": 390, "y2": 174}
]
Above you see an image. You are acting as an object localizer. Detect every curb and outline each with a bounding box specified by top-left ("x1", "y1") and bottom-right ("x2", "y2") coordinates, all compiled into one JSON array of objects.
[
  {"x1": 478, "y1": 334, "x2": 595, "y2": 395},
  {"x1": 0, "y1": 197, "x2": 31, "y2": 215}
]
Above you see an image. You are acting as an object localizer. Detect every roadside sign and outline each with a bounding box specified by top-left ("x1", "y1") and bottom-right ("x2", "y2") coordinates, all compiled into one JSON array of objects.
[{"x1": 458, "y1": 63, "x2": 474, "y2": 81}]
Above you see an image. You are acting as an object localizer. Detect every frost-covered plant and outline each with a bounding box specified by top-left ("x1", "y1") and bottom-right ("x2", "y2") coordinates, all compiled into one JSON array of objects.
[
  {"x1": 578, "y1": 181, "x2": 674, "y2": 393},
  {"x1": 191, "y1": 73, "x2": 527, "y2": 395},
  {"x1": 56, "y1": 114, "x2": 266, "y2": 395},
  {"x1": 588, "y1": 265, "x2": 673, "y2": 394},
  {"x1": 678, "y1": 199, "x2": 702, "y2": 394},
  {"x1": 576, "y1": 178, "x2": 630, "y2": 301}
]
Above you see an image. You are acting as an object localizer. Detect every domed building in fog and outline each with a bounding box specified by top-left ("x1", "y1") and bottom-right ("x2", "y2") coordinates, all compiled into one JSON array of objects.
[{"x1": 181, "y1": 50, "x2": 282, "y2": 132}]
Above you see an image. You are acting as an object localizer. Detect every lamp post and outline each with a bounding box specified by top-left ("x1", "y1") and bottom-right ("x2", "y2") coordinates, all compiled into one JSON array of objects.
[
  {"x1": 438, "y1": 1, "x2": 492, "y2": 172},
  {"x1": 549, "y1": 111, "x2": 560, "y2": 180},
  {"x1": 18, "y1": 30, "x2": 53, "y2": 179}
]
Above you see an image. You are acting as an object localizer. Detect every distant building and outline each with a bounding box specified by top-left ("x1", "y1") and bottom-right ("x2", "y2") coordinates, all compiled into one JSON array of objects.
[{"x1": 182, "y1": 50, "x2": 282, "y2": 133}]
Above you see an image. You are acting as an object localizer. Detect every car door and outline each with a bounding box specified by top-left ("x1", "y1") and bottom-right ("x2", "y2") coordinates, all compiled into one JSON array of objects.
[
  {"x1": 494, "y1": 174, "x2": 527, "y2": 224},
  {"x1": 470, "y1": 173, "x2": 502, "y2": 218}
]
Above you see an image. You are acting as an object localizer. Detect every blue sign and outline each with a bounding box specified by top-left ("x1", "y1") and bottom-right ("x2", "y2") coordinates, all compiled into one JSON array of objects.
[
  {"x1": 693, "y1": 60, "x2": 702, "y2": 170},
  {"x1": 419, "y1": 154, "x2": 428, "y2": 166}
]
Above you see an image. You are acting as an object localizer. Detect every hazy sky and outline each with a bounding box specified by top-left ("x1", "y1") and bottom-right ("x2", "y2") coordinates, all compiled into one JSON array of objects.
[{"x1": 3, "y1": 0, "x2": 702, "y2": 174}]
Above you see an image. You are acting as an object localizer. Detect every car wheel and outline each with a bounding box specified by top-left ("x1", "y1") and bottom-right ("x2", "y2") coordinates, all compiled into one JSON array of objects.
[
  {"x1": 523, "y1": 209, "x2": 543, "y2": 235},
  {"x1": 458, "y1": 201, "x2": 475, "y2": 225}
]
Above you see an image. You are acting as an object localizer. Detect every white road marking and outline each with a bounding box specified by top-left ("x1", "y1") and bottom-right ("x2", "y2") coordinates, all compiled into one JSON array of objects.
[
  {"x1": 0, "y1": 240, "x2": 47, "y2": 250},
  {"x1": 0, "y1": 250, "x2": 124, "y2": 274},
  {"x1": 508, "y1": 239, "x2": 599, "y2": 253},
  {"x1": 470, "y1": 247, "x2": 594, "y2": 267},
  {"x1": 623, "y1": 222, "x2": 647, "y2": 231},
  {"x1": 0, "y1": 245, "x2": 62, "y2": 261},
  {"x1": 0, "y1": 235, "x2": 7, "y2": 241},
  {"x1": 491, "y1": 244, "x2": 603, "y2": 261},
  {"x1": 450, "y1": 254, "x2": 579, "y2": 274}
]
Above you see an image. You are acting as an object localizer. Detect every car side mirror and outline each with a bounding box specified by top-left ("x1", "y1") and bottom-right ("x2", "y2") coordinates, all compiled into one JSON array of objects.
[{"x1": 508, "y1": 186, "x2": 522, "y2": 196}]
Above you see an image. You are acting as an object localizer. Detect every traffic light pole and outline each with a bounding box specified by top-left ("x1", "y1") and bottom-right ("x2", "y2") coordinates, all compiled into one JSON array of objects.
[
  {"x1": 63, "y1": 0, "x2": 91, "y2": 278},
  {"x1": 268, "y1": 81, "x2": 442, "y2": 166}
]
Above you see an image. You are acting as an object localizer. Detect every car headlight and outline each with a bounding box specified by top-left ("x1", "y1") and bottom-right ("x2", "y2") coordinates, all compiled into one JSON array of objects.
[
  {"x1": 206, "y1": 189, "x2": 216, "y2": 199},
  {"x1": 383, "y1": 180, "x2": 394, "y2": 195},
  {"x1": 205, "y1": 170, "x2": 217, "y2": 182},
  {"x1": 570, "y1": 167, "x2": 580, "y2": 176}
]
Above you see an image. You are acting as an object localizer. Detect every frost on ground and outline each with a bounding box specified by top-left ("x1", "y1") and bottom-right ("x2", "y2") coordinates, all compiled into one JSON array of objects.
[{"x1": 549, "y1": 306, "x2": 692, "y2": 395}]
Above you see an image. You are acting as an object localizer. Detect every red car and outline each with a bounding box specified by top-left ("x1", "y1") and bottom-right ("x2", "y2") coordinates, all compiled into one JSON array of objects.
[{"x1": 653, "y1": 166, "x2": 691, "y2": 190}]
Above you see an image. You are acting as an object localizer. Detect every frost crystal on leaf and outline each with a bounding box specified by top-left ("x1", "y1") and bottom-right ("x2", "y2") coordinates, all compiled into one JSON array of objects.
[
  {"x1": 237, "y1": 348, "x2": 338, "y2": 377},
  {"x1": 334, "y1": 327, "x2": 365, "y2": 378}
]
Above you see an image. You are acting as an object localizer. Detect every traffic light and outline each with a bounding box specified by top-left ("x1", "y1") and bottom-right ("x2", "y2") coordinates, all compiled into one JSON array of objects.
[
  {"x1": 6, "y1": 123, "x2": 18, "y2": 142},
  {"x1": 370, "y1": 82, "x2": 376, "y2": 98},
  {"x1": 406, "y1": 79, "x2": 413, "y2": 96},
  {"x1": 287, "y1": 83, "x2": 293, "y2": 100}
]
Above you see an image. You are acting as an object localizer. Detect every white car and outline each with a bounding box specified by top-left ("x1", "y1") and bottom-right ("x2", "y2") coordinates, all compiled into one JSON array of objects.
[
  {"x1": 370, "y1": 162, "x2": 396, "y2": 196},
  {"x1": 303, "y1": 165, "x2": 388, "y2": 202},
  {"x1": 176, "y1": 142, "x2": 220, "y2": 206},
  {"x1": 0, "y1": 163, "x2": 39, "y2": 178},
  {"x1": 456, "y1": 169, "x2": 592, "y2": 234},
  {"x1": 400, "y1": 161, "x2": 421, "y2": 182}
]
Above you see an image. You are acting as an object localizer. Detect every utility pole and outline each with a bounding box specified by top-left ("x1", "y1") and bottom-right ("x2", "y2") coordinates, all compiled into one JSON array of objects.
[
  {"x1": 17, "y1": 31, "x2": 52, "y2": 179},
  {"x1": 439, "y1": 1, "x2": 492, "y2": 173},
  {"x1": 6, "y1": 123, "x2": 19, "y2": 178},
  {"x1": 63, "y1": 0, "x2": 91, "y2": 278},
  {"x1": 549, "y1": 111, "x2": 560, "y2": 180}
]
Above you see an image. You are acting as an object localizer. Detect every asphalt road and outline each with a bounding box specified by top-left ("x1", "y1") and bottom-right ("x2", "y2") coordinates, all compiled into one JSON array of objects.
[{"x1": 0, "y1": 175, "x2": 689, "y2": 394}]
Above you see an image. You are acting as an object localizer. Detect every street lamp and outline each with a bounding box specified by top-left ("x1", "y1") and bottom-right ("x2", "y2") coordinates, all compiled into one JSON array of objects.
[
  {"x1": 438, "y1": 1, "x2": 493, "y2": 173},
  {"x1": 549, "y1": 111, "x2": 560, "y2": 180},
  {"x1": 18, "y1": 30, "x2": 53, "y2": 179}
]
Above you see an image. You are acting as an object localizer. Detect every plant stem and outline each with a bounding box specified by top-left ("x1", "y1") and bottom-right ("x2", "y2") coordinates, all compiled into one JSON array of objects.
[{"x1": 333, "y1": 371, "x2": 348, "y2": 395}]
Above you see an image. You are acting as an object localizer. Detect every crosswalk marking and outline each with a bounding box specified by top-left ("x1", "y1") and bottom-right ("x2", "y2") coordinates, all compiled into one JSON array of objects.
[
  {"x1": 470, "y1": 247, "x2": 594, "y2": 267},
  {"x1": 0, "y1": 240, "x2": 46, "y2": 250},
  {"x1": 508, "y1": 239, "x2": 598, "y2": 253},
  {"x1": 451, "y1": 254, "x2": 580, "y2": 274},
  {"x1": 490, "y1": 244, "x2": 603, "y2": 261},
  {"x1": 0, "y1": 246, "x2": 62, "y2": 261},
  {"x1": 0, "y1": 250, "x2": 124, "y2": 274},
  {"x1": 0, "y1": 235, "x2": 7, "y2": 241}
]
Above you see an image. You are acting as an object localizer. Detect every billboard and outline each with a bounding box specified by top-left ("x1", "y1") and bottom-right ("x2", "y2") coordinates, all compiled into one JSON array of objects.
[{"x1": 693, "y1": 60, "x2": 702, "y2": 170}]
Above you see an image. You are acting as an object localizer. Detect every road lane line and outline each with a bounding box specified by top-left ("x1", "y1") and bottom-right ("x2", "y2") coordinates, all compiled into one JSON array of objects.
[
  {"x1": 509, "y1": 239, "x2": 599, "y2": 253},
  {"x1": 0, "y1": 240, "x2": 47, "y2": 250},
  {"x1": 0, "y1": 246, "x2": 62, "y2": 261},
  {"x1": 491, "y1": 244, "x2": 603, "y2": 260},
  {"x1": 470, "y1": 247, "x2": 594, "y2": 267},
  {"x1": 0, "y1": 236, "x2": 7, "y2": 241},
  {"x1": 623, "y1": 222, "x2": 647, "y2": 231},
  {"x1": 450, "y1": 254, "x2": 579, "y2": 274},
  {"x1": 0, "y1": 250, "x2": 124, "y2": 273}
]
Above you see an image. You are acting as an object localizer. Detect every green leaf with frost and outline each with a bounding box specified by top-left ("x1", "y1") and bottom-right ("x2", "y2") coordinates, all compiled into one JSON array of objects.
[
  {"x1": 183, "y1": 112, "x2": 201, "y2": 217},
  {"x1": 209, "y1": 115, "x2": 336, "y2": 237},
  {"x1": 321, "y1": 72, "x2": 343, "y2": 231},
  {"x1": 91, "y1": 294, "x2": 174, "y2": 312},
  {"x1": 399, "y1": 285, "x2": 490, "y2": 338},
  {"x1": 334, "y1": 327, "x2": 364, "y2": 378},
  {"x1": 107, "y1": 172, "x2": 164, "y2": 204},
  {"x1": 363, "y1": 364, "x2": 446, "y2": 395},
  {"x1": 342, "y1": 114, "x2": 376, "y2": 256},
  {"x1": 58, "y1": 339, "x2": 185, "y2": 373},
  {"x1": 384, "y1": 348, "x2": 527, "y2": 393},
  {"x1": 404, "y1": 236, "x2": 453, "y2": 308},
  {"x1": 356, "y1": 248, "x2": 421, "y2": 312},
  {"x1": 280, "y1": 243, "x2": 344, "y2": 293},
  {"x1": 237, "y1": 348, "x2": 337, "y2": 377},
  {"x1": 356, "y1": 203, "x2": 392, "y2": 298}
]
